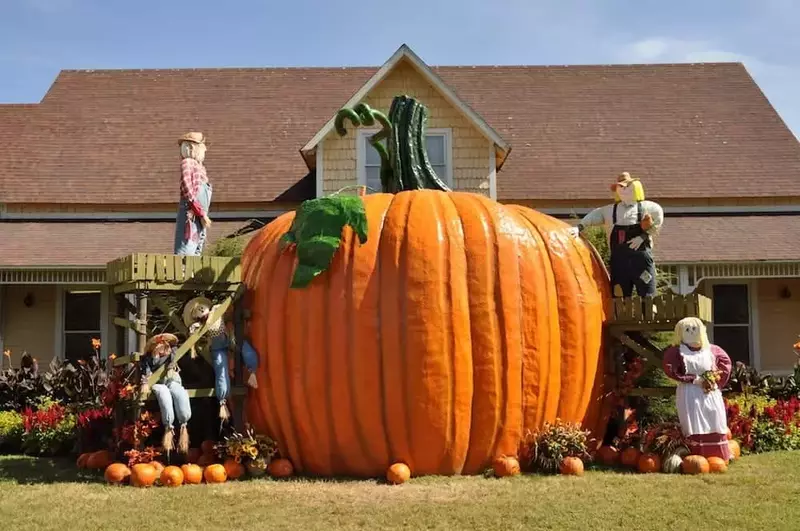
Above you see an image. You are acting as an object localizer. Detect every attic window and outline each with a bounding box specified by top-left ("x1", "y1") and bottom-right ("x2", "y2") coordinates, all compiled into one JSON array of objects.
[{"x1": 357, "y1": 128, "x2": 453, "y2": 193}]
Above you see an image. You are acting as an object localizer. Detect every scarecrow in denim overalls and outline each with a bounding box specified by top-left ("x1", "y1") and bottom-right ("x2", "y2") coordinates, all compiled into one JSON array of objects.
[
  {"x1": 174, "y1": 132, "x2": 213, "y2": 256},
  {"x1": 573, "y1": 172, "x2": 664, "y2": 297},
  {"x1": 183, "y1": 297, "x2": 260, "y2": 421},
  {"x1": 139, "y1": 333, "x2": 192, "y2": 455}
]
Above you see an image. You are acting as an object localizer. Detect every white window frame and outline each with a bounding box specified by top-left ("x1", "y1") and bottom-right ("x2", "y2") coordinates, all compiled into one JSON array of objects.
[
  {"x1": 705, "y1": 279, "x2": 758, "y2": 369},
  {"x1": 356, "y1": 128, "x2": 453, "y2": 191},
  {"x1": 54, "y1": 285, "x2": 109, "y2": 362}
]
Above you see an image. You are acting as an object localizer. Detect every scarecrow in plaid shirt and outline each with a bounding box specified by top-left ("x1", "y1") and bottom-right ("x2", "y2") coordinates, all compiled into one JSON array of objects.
[{"x1": 174, "y1": 132, "x2": 213, "y2": 255}]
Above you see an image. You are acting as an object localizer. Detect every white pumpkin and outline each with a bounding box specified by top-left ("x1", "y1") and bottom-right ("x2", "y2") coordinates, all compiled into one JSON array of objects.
[{"x1": 662, "y1": 453, "x2": 684, "y2": 474}]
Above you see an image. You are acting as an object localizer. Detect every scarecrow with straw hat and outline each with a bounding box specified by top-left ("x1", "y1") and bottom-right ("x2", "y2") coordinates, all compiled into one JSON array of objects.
[
  {"x1": 139, "y1": 333, "x2": 192, "y2": 454},
  {"x1": 183, "y1": 297, "x2": 260, "y2": 421},
  {"x1": 174, "y1": 132, "x2": 213, "y2": 256},
  {"x1": 571, "y1": 172, "x2": 664, "y2": 297}
]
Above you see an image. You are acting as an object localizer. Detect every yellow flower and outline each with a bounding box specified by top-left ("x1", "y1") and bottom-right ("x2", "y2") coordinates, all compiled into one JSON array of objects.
[
  {"x1": 91, "y1": 338, "x2": 101, "y2": 350},
  {"x1": 3, "y1": 349, "x2": 10, "y2": 358}
]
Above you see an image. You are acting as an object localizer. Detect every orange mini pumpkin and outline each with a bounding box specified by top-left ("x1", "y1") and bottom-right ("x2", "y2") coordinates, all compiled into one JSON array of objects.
[
  {"x1": 492, "y1": 456, "x2": 521, "y2": 478},
  {"x1": 620, "y1": 447, "x2": 641, "y2": 468},
  {"x1": 637, "y1": 453, "x2": 661, "y2": 474},
  {"x1": 681, "y1": 455, "x2": 710, "y2": 475},
  {"x1": 707, "y1": 456, "x2": 728, "y2": 473},
  {"x1": 223, "y1": 458, "x2": 245, "y2": 480},
  {"x1": 181, "y1": 464, "x2": 204, "y2": 485},
  {"x1": 104, "y1": 463, "x2": 131, "y2": 485},
  {"x1": 728, "y1": 439, "x2": 741, "y2": 460},
  {"x1": 204, "y1": 464, "x2": 227, "y2": 483},
  {"x1": 131, "y1": 463, "x2": 158, "y2": 487},
  {"x1": 386, "y1": 462, "x2": 411, "y2": 485},
  {"x1": 86, "y1": 450, "x2": 113, "y2": 470},
  {"x1": 559, "y1": 457, "x2": 584, "y2": 476},
  {"x1": 161, "y1": 466, "x2": 185, "y2": 487},
  {"x1": 76, "y1": 452, "x2": 91, "y2": 469},
  {"x1": 596, "y1": 446, "x2": 619, "y2": 466},
  {"x1": 268, "y1": 458, "x2": 294, "y2": 479}
]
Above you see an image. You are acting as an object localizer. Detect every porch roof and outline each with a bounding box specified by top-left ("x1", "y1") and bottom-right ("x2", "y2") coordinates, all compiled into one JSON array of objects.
[
  {"x1": 655, "y1": 214, "x2": 800, "y2": 263},
  {"x1": 0, "y1": 221, "x2": 252, "y2": 267}
]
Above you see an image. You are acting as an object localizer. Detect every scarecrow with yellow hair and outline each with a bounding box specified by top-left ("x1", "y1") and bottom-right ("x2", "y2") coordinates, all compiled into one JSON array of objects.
[
  {"x1": 663, "y1": 317, "x2": 732, "y2": 461},
  {"x1": 573, "y1": 172, "x2": 664, "y2": 297}
]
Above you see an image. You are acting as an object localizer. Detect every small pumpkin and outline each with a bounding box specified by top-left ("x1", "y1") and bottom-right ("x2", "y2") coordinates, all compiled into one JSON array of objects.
[
  {"x1": 204, "y1": 463, "x2": 228, "y2": 483},
  {"x1": 559, "y1": 457, "x2": 584, "y2": 476},
  {"x1": 492, "y1": 456, "x2": 521, "y2": 478},
  {"x1": 104, "y1": 463, "x2": 131, "y2": 485},
  {"x1": 620, "y1": 447, "x2": 641, "y2": 468},
  {"x1": 131, "y1": 463, "x2": 158, "y2": 487},
  {"x1": 76, "y1": 453, "x2": 91, "y2": 469},
  {"x1": 662, "y1": 453, "x2": 683, "y2": 474},
  {"x1": 197, "y1": 453, "x2": 216, "y2": 467},
  {"x1": 161, "y1": 465, "x2": 185, "y2": 487},
  {"x1": 223, "y1": 458, "x2": 246, "y2": 480},
  {"x1": 681, "y1": 455, "x2": 710, "y2": 475},
  {"x1": 186, "y1": 448, "x2": 202, "y2": 464},
  {"x1": 268, "y1": 458, "x2": 294, "y2": 479},
  {"x1": 596, "y1": 446, "x2": 619, "y2": 466},
  {"x1": 181, "y1": 464, "x2": 204, "y2": 485},
  {"x1": 707, "y1": 456, "x2": 727, "y2": 473},
  {"x1": 637, "y1": 453, "x2": 661, "y2": 474},
  {"x1": 386, "y1": 462, "x2": 411, "y2": 485},
  {"x1": 200, "y1": 440, "x2": 217, "y2": 455},
  {"x1": 86, "y1": 450, "x2": 113, "y2": 470},
  {"x1": 728, "y1": 439, "x2": 741, "y2": 460},
  {"x1": 150, "y1": 461, "x2": 165, "y2": 481}
]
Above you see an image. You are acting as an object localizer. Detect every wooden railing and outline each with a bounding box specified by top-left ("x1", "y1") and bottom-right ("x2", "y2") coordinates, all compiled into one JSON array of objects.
[
  {"x1": 610, "y1": 292, "x2": 712, "y2": 328},
  {"x1": 106, "y1": 253, "x2": 241, "y2": 292}
]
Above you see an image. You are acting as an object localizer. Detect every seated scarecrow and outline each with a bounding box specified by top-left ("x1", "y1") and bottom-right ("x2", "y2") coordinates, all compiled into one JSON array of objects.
[{"x1": 139, "y1": 333, "x2": 192, "y2": 455}]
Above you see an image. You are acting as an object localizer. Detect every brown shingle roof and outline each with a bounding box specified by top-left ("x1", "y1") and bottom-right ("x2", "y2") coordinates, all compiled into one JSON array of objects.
[
  {"x1": 1, "y1": 62, "x2": 799, "y2": 204},
  {"x1": 0, "y1": 221, "x2": 251, "y2": 267},
  {"x1": 654, "y1": 215, "x2": 800, "y2": 263}
]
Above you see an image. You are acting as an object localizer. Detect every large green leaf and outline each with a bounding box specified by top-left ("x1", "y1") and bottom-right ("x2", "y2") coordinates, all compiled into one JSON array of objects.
[{"x1": 281, "y1": 195, "x2": 368, "y2": 288}]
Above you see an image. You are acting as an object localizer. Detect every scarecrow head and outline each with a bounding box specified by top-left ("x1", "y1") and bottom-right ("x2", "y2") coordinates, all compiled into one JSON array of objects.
[
  {"x1": 145, "y1": 333, "x2": 178, "y2": 358},
  {"x1": 673, "y1": 317, "x2": 709, "y2": 350},
  {"x1": 179, "y1": 131, "x2": 208, "y2": 163},
  {"x1": 611, "y1": 172, "x2": 645, "y2": 204}
]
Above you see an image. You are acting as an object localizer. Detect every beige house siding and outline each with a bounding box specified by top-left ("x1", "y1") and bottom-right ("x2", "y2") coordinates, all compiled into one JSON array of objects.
[
  {"x1": 2, "y1": 285, "x2": 57, "y2": 366},
  {"x1": 321, "y1": 60, "x2": 492, "y2": 196},
  {"x1": 757, "y1": 278, "x2": 800, "y2": 372}
]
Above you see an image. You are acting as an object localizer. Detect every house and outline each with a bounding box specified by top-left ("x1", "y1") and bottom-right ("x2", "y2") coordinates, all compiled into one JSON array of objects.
[{"x1": 1, "y1": 44, "x2": 799, "y2": 373}]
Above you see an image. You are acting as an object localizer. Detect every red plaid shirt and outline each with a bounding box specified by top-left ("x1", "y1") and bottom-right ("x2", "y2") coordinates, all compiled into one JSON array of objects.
[{"x1": 180, "y1": 158, "x2": 208, "y2": 241}]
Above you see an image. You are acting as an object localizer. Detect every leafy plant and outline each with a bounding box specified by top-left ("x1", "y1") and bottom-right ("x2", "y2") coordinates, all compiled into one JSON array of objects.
[
  {"x1": 75, "y1": 406, "x2": 114, "y2": 453},
  {"x1": 518, "y1": 420, "x2": 592, "y2": 474},
  {"x1": 42, "y1": 348, "x2": 110, "y2": 408},
  {"x1": 0, "y1": 352, "x2": 46, "y2": 411},
  {"x1": 0, "y1": 410, "x2": 24, "y2": 453},
  {"x1": 727, "y1": 361, "x2": 773, "y2": 395},
  {"x1": 20, "y1": 401, "x2": 77, "y2": 456},
  {"x1": 124, "y1": 446, "x2": 162, "y2": 468},
  {"x1": 642, "y1": 422, "x2": 686, "y2": 459}
]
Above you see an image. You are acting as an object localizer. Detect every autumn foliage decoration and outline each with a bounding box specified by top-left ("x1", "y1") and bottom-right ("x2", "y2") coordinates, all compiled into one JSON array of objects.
[{"x1": 241, "y1": 95, "x2": 613, "y2": 478}]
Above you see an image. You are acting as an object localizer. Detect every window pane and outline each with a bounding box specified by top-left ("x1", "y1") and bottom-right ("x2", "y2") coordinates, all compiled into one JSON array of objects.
[
  {"x1": 65, "y1": 332, "x2": 100, "y2": 363},
  {"x1": 366, "y1": 167, "x2": 382, "y2": 192},
  {"x1": 712, "y1": 284, "x2": 749, "y2": 325},
  {"x1": 64, "y1": 291, "x2": 101, "y2": 331},
  {"x1": 431, "y1": 164, "x2": 447, "y2": 180},
  {"x1": 426, "y1": 135, "x2": 445, "y2": 165},
  {"x1": 711, "y1": 326, "x2": 750, "y2": 366}
]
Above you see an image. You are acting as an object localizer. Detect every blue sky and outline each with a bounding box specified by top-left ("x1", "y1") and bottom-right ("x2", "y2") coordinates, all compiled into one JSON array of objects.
[{"x1": 2, "y1": 0, "x2": 799, "y2": 136}]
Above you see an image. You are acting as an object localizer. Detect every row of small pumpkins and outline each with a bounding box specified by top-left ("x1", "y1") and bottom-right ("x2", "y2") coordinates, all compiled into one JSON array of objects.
[{"x1": 595, "y1": 437, "x2": 742, "y2": 475}]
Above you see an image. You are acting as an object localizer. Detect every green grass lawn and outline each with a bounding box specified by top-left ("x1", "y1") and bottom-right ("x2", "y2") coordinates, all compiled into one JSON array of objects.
[{"x1": 2, "y1": 453, "x2": 800, "y2": 530}]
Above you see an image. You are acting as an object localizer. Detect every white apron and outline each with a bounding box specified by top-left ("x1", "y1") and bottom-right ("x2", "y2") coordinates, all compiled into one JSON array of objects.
[{"x1": 675, "y1": 344, "x2": 728, "y2": 436}]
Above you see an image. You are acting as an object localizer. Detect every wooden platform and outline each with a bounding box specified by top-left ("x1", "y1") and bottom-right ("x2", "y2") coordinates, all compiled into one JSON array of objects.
[
  {"x1": 106, "y1": 253, "x2": 241, "y2": 294},
  {"x1": 609, "y1": 292, "x2": 712, "y2": 332}
]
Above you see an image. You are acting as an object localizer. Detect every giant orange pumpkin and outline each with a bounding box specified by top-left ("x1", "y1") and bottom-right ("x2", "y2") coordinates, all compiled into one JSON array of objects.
[{"x1": 242, "y1": 96, "x2": 613, "y2": 478}]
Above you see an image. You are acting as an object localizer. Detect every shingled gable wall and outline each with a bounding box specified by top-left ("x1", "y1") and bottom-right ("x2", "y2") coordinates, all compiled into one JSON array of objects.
[{"x1": 320, "y1": 60, "x2": 493, "y2": 196}]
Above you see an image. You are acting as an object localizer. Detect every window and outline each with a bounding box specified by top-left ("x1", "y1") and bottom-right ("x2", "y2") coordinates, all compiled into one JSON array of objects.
[
  {"x1": 710, "y1": 283, "x2": 751, "y2": 366},
  {"x1": 63, "y1": 290, "x2": 102, "y2": 363},
  {"x1": 359, "y1": 129, "x2": 452, "y2": 193}
]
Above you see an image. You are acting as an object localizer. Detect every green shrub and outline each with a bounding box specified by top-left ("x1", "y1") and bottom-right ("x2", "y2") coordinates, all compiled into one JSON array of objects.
[
  {"x1": 20, "y1": 401, "x2": 77, "y2": 456},
  {"x1": 0, "y1": 410, "x2": 24, "y2": 453}
]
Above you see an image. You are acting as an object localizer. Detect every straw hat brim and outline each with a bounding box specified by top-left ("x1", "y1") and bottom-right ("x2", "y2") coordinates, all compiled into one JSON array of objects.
[
  {"x1": 144, "y1": 333, "x2": 178, "y2": 354},
  {"x1": 183, "y1": 297, "x2": 214, "y2": 328}
]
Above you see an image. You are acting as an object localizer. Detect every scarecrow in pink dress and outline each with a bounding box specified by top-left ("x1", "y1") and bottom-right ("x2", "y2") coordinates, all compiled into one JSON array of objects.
[
  {"x1": 174, "y1": 132, "x2": 213, "y2": 255},
  {"x1": 663, "y1": 317, "x2": 732, "y2": 461}
]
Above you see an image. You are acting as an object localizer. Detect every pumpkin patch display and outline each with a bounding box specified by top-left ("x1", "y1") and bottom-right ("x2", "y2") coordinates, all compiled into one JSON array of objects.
[
  {"x1": 386, "y1": 462, "x2": 411, "y2": 485},
  {"x1": 681, "y1": 455, "x2": 710, "y2": 475},
  {"x1": 637, "y1": 453, "x2": 661, "y2": 474},
  {"x1": 662, "y1": 453, "x2": 684, "y2": 474},
  {"x1": 241, "y1": 95, "x2": 613, "y2": 478},
  {"x1": 492, "y1": 456, "x2": 521, "y2": 478},
  {"x1": 181, "y1": 464, "x2": 204, "y2": 485},
  {"x1": 559, "y1": 457, "x2": 584, "y2": 477},
  {"x1": 77, "y1": 453, "x2": 91, "y2": 469},
  {"x1": 104, "y1": 463, "x2": 132, "y2": 485},
  {"x1": 131, "y1": 463, "x2": 158, "y2": 488}
]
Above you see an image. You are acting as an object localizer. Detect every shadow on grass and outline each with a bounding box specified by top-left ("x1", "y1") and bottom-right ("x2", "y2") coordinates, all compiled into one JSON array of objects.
[{"x1": 0, "y1": 456, "x2": 102, "y2": 485}]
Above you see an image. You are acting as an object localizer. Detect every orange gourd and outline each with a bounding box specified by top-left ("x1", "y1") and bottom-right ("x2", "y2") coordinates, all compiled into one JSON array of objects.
[
  {"x1": 181, "y1": 464, "x2": 204, "y2": 485},
  {"x1": 637, "y1": 453, "x2": 661, "y2": 474},
  {"x1": 559, "y1": 457, "x2": 584, "y2": 476},
  {"x1": 728, "y1": 440, "x2": 741, "y2": 460},
  {"x1": 223, "y1": 458, "x2": 245, "y2": 480},
  {"x1": 160, "y1": 466, "x2": 185, "y2": 487},
  {"x1": 149, "y1": 461, "x2": 165, "y2": 479},
  {"x1": 620, "y1": 447, "x2": 641, "y2": 468},
  {"x1": 268, "y1": 458, "x2": 294, "y2": 479},
  {"x1": 104, "y1": 463, "x2": 131, "y2": 485},
  {"x1": 681, "y1": 455, "x2": 710, "y2": 475},
  {"x1": 596, "y1": 446, "x2": 619, "y2": 466},
  {"x1": 386, "y1": 462, "x2": 411, "y2": 485},
  {"x1": 77, "y1": 453, "x2": 91, "y2": 469},
  {"x1": 204, "y1": 464, "x2": 227, "y2": 484},
  {"x1": 707, "y1": 456, "x2": 727, "y2": 473},
  {"x1": 492, "y1": 456, "x2": 521, "y2": 478},
  {"x1": 131, "y1": 463, "x2": 158, "y2": 487},
  {"x1": 242, "y1": 191, "x2": 612, "y2": 478},
  {"x1": 86, "y1": 450, "x2": 113, "y2": 470}
]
